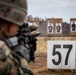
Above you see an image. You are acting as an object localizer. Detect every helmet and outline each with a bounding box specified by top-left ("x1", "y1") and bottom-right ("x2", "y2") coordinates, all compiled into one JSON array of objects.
[{"x1": 0, "y1": 0, "x2": 27, "y2": 26}]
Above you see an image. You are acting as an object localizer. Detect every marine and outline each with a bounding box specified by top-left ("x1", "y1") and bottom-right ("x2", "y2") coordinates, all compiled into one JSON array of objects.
[{"x1": 0, "y1": 0, "x2": 33, "y2": 75}]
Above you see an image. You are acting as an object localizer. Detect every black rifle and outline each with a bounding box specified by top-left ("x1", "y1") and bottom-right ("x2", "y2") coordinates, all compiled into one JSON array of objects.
[
  {"x1": 15, "y1": 22, "x2": 40, "y2": 62},
  {"x1": 9, "y1": 23, "x2": 40, "y2": 62}
]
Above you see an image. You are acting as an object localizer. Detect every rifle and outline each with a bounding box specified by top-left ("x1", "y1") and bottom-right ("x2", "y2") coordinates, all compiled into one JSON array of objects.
[{"x1": 7, "y1": 22, "x2": 40, "y2": 63}]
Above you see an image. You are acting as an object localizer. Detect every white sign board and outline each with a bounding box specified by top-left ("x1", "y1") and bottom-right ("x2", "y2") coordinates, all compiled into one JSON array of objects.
[
  {"x1": 71, "y1": 21, "x2": 76, "y2": 32},
  {"x1": 55, "y1": 23, "x2": 62, "y2": 33},
  {"x1": 47, "y1": 41, "x2": 75, "y2": 69},
  {"x1": 47, "y1": 21, "x2": 54, "y2": 34}
]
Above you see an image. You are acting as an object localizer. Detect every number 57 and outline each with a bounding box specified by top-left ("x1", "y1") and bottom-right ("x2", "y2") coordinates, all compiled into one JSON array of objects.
[{"x1": 52, "y1": 45, "x2": 72, "y2": 65}]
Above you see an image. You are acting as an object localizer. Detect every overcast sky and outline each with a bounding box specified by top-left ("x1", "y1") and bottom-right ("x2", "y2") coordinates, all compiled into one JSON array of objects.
[{"x1": 27, "y1": 0, "x2": 76, "y2": 23}]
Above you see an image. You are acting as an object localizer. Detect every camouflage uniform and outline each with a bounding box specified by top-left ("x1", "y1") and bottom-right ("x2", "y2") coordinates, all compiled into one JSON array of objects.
[
  {"x1": 0, "y1": 0, "x2": 33, "y2": 75},
  {"x1": 0, "y1": 40, "x2": 33, "y2": 75}
]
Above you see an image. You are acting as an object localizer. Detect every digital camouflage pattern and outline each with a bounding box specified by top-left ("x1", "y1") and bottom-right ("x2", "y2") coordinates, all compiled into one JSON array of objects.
[
  {"x1": 0, "y1": 0, "x2": 34, "y2": 75},
  {"x1": 0, "y1": 0, "x2": 27, "y2": 26},
  {"x1": 0, "y1": 40, "x2": 19, "y2": 75},
  {"x1": 0, "y1": 40, "x2": 33, "y2": 75}
]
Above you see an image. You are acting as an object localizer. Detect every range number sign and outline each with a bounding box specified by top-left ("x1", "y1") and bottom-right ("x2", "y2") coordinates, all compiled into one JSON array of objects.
[{"x1": 47, "y1": 41, "x2": 75, "y2": 69}]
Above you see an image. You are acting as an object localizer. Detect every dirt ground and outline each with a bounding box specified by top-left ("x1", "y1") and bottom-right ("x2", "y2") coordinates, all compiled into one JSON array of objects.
[{"x1": 29, "y1": 37, "x2": 76, "y2": 75}]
